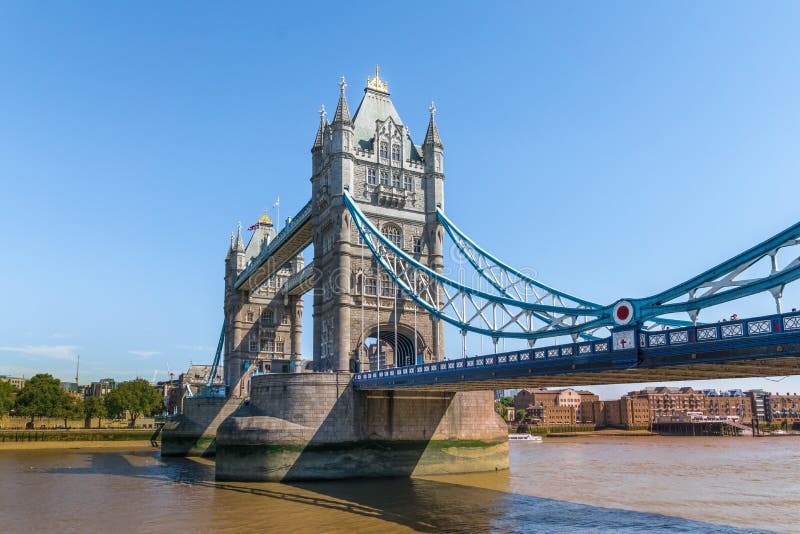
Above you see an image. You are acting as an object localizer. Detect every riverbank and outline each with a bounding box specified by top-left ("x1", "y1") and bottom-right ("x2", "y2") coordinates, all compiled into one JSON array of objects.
[
  {"x1": 542, "y1": 428, "x2": 656, "y2": 438},
  {"x1": 0, "y1": 440, "x2": 157, "y2": 451},
  {"x1": 0, "y1": 430, "x2": 157, "y2": 450}
]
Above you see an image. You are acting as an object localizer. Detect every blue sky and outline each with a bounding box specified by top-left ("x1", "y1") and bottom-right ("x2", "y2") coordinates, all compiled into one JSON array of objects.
[{"x1": 1, "y1": 2, "x2": 799, "y2": 398}]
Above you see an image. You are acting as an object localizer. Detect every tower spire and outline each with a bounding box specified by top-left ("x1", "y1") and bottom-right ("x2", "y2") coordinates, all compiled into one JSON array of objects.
[
  {"x1": 226, "y1": 231, "x2": 234, "y2": 259},
  {"x1": 333, "y1": 76, "x2": 351, "y2": 124},
  {"x1": 313, "y1": 105, "x2": 327, "y2": 149},
  {"x1": 234, "y1": 222, "x2": 244, "y2": 251},
  {"x1": 424, "y1": 101, "x2": 442, "y2": 148}
]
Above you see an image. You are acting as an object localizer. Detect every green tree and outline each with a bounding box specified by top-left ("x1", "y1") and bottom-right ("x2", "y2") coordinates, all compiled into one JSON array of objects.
[
  {"x1": 104, "y1": 389, "x2": 126, "y2": 422},
  {"x1": 516, "y1": 409, "x2": 527, "y2": 423},
  {"x1": 82, "y1": 396, "x2": 107, "y2": 428},
  {"x1": 107, "y1": 379, "x2": 162, "y2": 427},
  {"x1": 55, "y1": 394, "x2": 82, "y2": 429},
  {"x1": 15, "y1": 374, "x2": 70, "y2": 427},
  {"x1": 0, "y1": 381, "x2": 17, "y2": 415},
  {"x1": 494, "y1": 400, "x2": 508, "y2": 420}
]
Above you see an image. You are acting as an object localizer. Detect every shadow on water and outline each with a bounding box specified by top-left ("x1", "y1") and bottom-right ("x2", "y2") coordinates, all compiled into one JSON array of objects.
[{"x1": 38, "y1": 450, "x2": 772, "y2": 533}]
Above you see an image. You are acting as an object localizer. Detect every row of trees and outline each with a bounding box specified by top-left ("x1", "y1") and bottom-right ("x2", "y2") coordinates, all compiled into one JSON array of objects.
[{"x1": 0, "y1": 374, "x2": 163, "y2": 428}]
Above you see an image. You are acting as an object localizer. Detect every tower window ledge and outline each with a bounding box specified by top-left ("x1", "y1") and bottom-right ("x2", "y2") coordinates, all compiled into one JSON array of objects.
[{"x1": 376, "y1": 184, "x2": 408, "y2": 208}]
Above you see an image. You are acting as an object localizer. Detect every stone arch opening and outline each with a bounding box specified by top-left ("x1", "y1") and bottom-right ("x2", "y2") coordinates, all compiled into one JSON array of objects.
[{"x1": 359, "y1": 325, "x2": 424, "y2": 370}]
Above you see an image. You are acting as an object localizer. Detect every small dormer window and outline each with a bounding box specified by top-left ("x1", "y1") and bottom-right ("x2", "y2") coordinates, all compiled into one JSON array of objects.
[
  {"x1": 391, "y1": 144, "x2": 401, "y2": 161},
  {"x1": 379, "y1": 142, "x2": 389, "y2": 159},
  {"x1": 367, "y1": 168, "x2": 377, "y2": 185}
]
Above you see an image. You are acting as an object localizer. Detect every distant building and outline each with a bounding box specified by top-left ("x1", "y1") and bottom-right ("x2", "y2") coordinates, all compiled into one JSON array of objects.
[
  {"x1": 705, "y1": 393, "x2": 752, "y2": 423},
  {"x1": 87, "y1": 378, "x2": 116, "y2": 398},
  {"x1": 60, "y1": 381, "x2": 79, "y2": 394},
  {"x1": 589, "y1": 397, "x2": 650, "y2": 429},
  {"x1": 766, "y1": 393, "x2": 800, "y2": 426},
  {"x1": 626, "y1": 386, "x2": 706, "y2": 417},
  {"x1": 748, "y1": 389, "x2": 769, "y2": 423},
  {"x1": 526, "y1": 404, "x2": 576, "y2": 426},
  {"x1": 0, "y1": 376, "x2": 25, "y2": 389},
  {"x1": 514, "y1": 388, "x2": 589, "y2": 426}
]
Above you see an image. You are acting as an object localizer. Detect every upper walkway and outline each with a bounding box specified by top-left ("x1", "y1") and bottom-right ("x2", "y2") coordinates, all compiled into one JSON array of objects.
[
  {"x1": 353, "y1": 311, "x2": 800, "y2": 391},
  {"x1": 235, "y1": 200, "x2": 313, "y2": 291}
]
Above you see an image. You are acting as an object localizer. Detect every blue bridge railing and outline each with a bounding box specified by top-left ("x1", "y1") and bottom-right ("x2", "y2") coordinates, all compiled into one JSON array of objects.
[{"x1": 353, "y1": 311, "x2": 800, "y2": 387}]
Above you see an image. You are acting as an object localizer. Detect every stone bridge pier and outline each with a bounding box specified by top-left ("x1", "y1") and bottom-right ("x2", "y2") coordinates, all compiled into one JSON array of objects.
[{"x1": 215, "y1": 373, "x2": 508, "y2": 481}]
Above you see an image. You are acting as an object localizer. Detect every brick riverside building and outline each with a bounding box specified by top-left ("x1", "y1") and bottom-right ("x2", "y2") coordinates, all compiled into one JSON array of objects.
[
  {"x1": 587, "y1": 388, "x2": 758, "y2": 429},
  {"x1": 588, "y1": 398, "x2": 650, "y2": 428},
  {"x1": 767, "y1": 393, "x2": 800, "y2": 425},
  {"x1": 628, "y1": 387, "x2": 706, "y2": 417},
  {"x1": 514, "y1": 388, "x2": 595, "y2": 426}
]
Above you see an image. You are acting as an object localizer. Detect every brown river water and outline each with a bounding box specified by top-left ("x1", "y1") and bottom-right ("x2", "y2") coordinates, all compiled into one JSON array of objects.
[{"x1": 0, "y1": 436, "x2": 798, "y2": 533}]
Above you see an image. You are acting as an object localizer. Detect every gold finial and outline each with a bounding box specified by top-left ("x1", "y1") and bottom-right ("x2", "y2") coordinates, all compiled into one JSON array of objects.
[
  {"x1": 366, "y1": 64, "x2": 389, "y2": 93},
  {"x1": 258, "y1": 208, "x2": 273, "y2": 226}
]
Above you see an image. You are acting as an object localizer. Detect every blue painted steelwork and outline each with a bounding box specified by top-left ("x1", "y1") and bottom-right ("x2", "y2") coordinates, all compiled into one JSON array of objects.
[
  {"x1": 438, "y1": 207, "x2": 701, "y2": 336},
  {"x1": 345, "y1": 189, "x2": 800, "y2": 339},
  {"x1": 437, "y1": 208, "x2": 600, "y2": 308},
  {"x1": 234, "y1": 200, "x2": 313, "y2": 290},
  {"x1": 635, "y1": 221, "x2": 800, "y2": 318},
  {"x1": 353, "y1": 311, "x2": 800, "y2": 389},
  {"x1": 281, "y1": 261, "x2": 315, "y2": 296},
  {"x1": 196, "y1": 322, "x2": 226, "y2": 398},
  {"x1": 344, "y1": 190, "x2": 612, "y2": 340}
]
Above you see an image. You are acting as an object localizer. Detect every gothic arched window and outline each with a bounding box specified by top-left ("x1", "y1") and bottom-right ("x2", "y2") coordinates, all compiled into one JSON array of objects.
[
  {"x1": 379, "y1": 142, "x2": 389, "y2": 159},
  {"x1": 383, "y1": 224, "x2": 402, "y2": 249},
  {"x1": 391, "y1": 144, "x2": 401, "y2": 161},
  {"x1": 261, "y1": 308, "x2": 274, "y2": 325}
]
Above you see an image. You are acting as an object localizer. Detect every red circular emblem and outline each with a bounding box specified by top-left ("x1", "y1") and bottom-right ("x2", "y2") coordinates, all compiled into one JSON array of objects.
[{"x1": 612, "y1": 300, "x2": 634, "y2": 326}]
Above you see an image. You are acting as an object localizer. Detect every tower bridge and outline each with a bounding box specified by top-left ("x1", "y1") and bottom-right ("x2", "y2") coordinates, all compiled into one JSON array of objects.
[{"x1": 163, "y1": 68, "x2": 800, "y2": 482}]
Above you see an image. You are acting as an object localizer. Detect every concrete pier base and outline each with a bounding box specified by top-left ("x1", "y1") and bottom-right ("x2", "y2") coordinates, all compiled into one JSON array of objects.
[
  {"x1": 161, "y1": 397, "x2": 243, "y2": 457},
  {"x1": 215, "y1": 373, "x2": 509, "y2": 481}
]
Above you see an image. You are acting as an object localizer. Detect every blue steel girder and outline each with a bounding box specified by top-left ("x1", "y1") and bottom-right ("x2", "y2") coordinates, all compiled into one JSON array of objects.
[
  {"x1": 344, "y1": 190, "x2": 612, "y2": 340},
  {"x1": 346, "y1": 188, "x2": 800, "y2": 340},
  {"x1": 633, "y1": 223, "x2": 800, "y2": 322},
  {"x1": 234, "y1": 200, "x2": 314, "y2": 291},
  {"x1": 437, "y1": 208, "x2": 701, "y2": 338},
  {"x1": 281, "y1": 262, "x2": 315, "y2": 296}
]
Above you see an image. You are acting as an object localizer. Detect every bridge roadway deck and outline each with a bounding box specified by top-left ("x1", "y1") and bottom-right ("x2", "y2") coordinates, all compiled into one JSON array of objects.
[{"x1": 354, "y1": 312, "x2": 800, "y2": 391}]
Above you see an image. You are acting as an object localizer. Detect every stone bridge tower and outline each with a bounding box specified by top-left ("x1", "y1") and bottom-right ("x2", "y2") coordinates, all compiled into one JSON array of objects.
[
  {"x1": 223, "y1": 214, "x2": 304, "y2": 397},
  {"x1": 311, "y1": 68, "x2": 445, "y2": 372}
]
